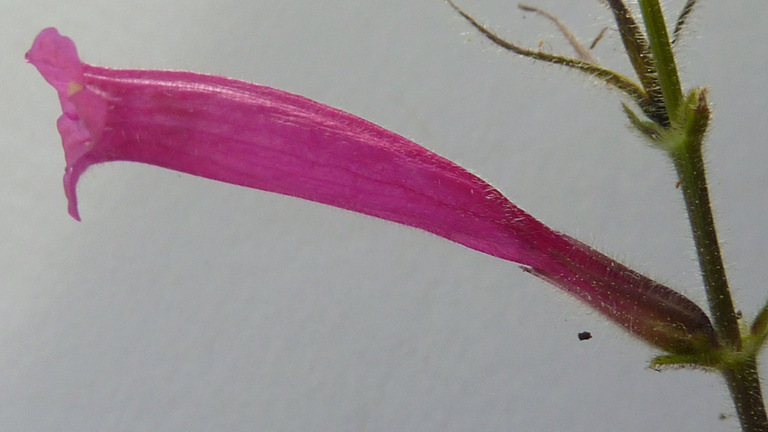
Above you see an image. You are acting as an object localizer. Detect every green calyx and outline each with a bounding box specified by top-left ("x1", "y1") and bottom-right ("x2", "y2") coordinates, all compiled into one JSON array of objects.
[
  {"x1": 627, "y1": 87, "x2": 710, "y2": 153},
  {"x1": 651, "y1": 324, "x2": 768, "y2": 373}
]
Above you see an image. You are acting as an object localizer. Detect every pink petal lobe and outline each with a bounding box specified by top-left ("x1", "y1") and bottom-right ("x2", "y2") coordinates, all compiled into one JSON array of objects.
[
  {"x1": 25, "y1": 28, "x2": 83, "y2": 92},
  {"x1": 27, "y1": 28, "x2": 718, "y2": 353}
]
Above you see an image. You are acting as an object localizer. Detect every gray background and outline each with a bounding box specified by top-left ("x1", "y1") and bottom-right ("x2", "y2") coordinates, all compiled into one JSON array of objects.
[{"x1": 3, "y1": 0, "x2": 767, "y2": 430}]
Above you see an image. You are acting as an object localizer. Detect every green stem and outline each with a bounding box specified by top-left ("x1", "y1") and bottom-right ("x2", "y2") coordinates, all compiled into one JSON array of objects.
[
  {"x1": 670, "y1": 95, "x2": 768, "y2": 432},
  {"x1": 671, "y1": 141, "x2": 740, "y2": 348},
  {"x1": 723, "y1": 358, "x2": 768, "y2": 432},
  {"x1": 605, "y1": 0, "x2": 667, "y2": 125},
  {"x1": 637, "y1": 2, "x2": 768, "y2": 429},
  {"x1": 637, "y1": 0, "x2": 683, "y2": 122},
  {"x1": 667, "y1": 77, "x2": 767, "y2": 432}
]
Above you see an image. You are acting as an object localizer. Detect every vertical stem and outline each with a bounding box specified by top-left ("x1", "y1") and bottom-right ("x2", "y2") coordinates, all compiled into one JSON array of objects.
[
  {"x1": 671, "y1": 146, "x2": 740, "y2": 348},
  {"x1": 670, "y1": 101, "x2": 768, "y2": 432},
  {"x1": 637, "y1": 2, "x2": 768, "y2": 429},
  {"x1": 637, "y1": 0, "x2": 683, "y2": 122},
  {"x1": 723, "y1": 358, "x2": 768, "y2": 432},
  {"x1": 673, "y1": 137, "x2": 768, "y2": 432},
  {"x1": 668, "y1": 85, "x2": 768, "y2": 432},
  {"x1": 605, "y1": 0, "x2": 667, "y2": 125}
]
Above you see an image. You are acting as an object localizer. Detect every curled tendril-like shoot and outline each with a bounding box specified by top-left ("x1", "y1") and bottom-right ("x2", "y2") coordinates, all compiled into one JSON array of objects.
[
  {"x1": 517, "y1": 3, "x2": 595, "y2": 63},
  {"x1": 672, "y1": 0, "x2": 698, "y2": 46},
  {"x1": 589, "y1": 27, "x2": 609, "y2": 50},
  {"x1": 447, "y1": 0, "x2": 658, "y2": 124}
]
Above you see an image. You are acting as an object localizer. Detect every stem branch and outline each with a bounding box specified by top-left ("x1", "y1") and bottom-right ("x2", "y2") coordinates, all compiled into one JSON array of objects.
[
  {"x1": 636, "y1": 1, "x2": 768, "y2": 429},
  {"x1": 637, "y1": 0, "x2": 683, "y2": 121}
]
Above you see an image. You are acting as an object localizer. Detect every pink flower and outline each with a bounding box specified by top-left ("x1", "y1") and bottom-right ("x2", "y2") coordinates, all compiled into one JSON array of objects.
[{"x1": 27, "y1": 27, "x2": 717, "y2": 354}]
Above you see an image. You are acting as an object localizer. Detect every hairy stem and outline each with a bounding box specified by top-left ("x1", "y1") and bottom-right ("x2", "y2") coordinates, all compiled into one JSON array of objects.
[
  {"x1": 723, "y1": 358, "x2": 768, "y2": 432},
  {"x1": 669, "y1": 85, "x2": 767, "y2": 432},
  {"x1": 671, "y1": 137, "x2": 739, "y2": 348},
  {"x1": 637, "y1": 0, "x2": 683, "y2": 122},
  {"x1": 604, "y1": 0, "x2": 667, "y2": 125},
  {"x1": 637, "y1": 2, "x2": 767, "y2": 429},
  {"x1": 672, "y1": 135, "x2": 768, "y2": 431}
]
